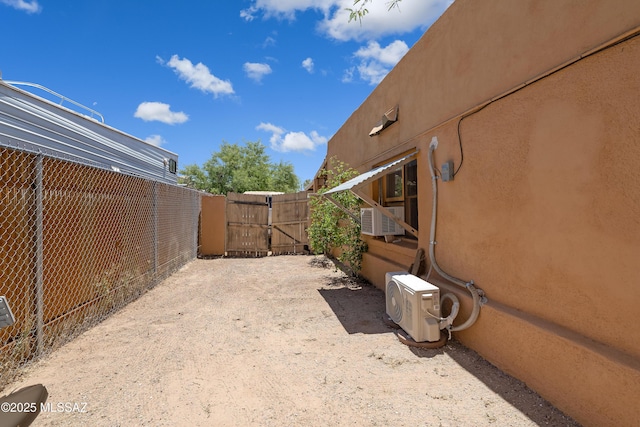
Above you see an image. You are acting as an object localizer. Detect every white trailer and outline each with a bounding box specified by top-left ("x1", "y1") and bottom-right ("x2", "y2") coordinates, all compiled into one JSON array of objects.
[{"x1": 0, "y1": 79, "x2": 178, "y2": 184}]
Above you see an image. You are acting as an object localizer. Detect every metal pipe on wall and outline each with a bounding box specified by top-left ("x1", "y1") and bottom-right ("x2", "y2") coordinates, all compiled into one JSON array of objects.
[{"x1": 427, "y1": 137, "x2": 485, "y2": 332}]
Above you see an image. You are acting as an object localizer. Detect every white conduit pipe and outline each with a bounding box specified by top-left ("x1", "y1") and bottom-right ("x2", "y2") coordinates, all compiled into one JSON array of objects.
[
  {"x1": 440, "y1": 293, "x2": 460, "y2": 330},
  {"x1": 427, "y1": 137, "x2": 485, "y2": 332}
]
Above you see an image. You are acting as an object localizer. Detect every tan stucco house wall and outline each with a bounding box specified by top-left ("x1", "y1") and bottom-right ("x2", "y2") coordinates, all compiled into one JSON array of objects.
[{"x1": 316, "y1": 1, "x2": 640, "y2": 426}]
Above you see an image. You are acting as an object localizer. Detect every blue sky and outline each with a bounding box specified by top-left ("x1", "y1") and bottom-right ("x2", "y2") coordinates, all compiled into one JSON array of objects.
[{"x1": 1, "y1": 0, "x2": 451, "y2": 185}]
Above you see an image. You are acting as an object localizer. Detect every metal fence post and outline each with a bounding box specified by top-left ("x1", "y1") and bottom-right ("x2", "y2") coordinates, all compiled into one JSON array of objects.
[
  {"x1": 153, "y1": 181, "x2": 158, "y2": 277},
  {"x1": 35, "y1": 153, "x2": 44, "y2": 356},
  {"x1": 1, "y1": 143, "x2": 204, "y2": 390},
  {"x1": 193, "y1": 192, "x2": 200, "y2": 258}
]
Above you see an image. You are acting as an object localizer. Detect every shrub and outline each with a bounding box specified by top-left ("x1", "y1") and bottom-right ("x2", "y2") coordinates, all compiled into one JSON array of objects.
[{"x1": 308, "y1": 158, "x2": 367, "y2": 276}]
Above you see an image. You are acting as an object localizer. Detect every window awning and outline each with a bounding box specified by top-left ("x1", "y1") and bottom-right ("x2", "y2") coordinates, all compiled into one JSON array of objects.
[
  {"x1": 325, "y1": 151, "x2": 418, "y2": 195},
  {"x1": 322, "y1": 150, "x2": 419, "y2": 237}
]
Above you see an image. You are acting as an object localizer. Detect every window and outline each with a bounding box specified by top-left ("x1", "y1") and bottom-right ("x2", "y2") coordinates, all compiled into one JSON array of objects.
[
  {"x1": 404, "y1": 160, "x2": 418, "y2": 231},
  {"x1": 381, "y1": 159, "x2": 418, "y2": 232},
  {"x1": 168, "y1": 159, "x2": 177, "y2": 174},
  {"x1": 384, "y1": 168, "x2": 403, "y2": 201},
  {"x1": 321, "y1": 150, "x2": 418, "y2": 238}
]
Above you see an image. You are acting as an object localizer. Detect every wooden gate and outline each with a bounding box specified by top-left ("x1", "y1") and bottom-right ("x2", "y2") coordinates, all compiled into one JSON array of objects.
[
  {"x1": 271, "y1": 192, "x2": 309, "y2": 255},
  {"x1": 226, "y1": 192, "x2": 269, "y2": 257},
  {"x1": 225, "y1": 192, "x2": 308, "y2": 257}
]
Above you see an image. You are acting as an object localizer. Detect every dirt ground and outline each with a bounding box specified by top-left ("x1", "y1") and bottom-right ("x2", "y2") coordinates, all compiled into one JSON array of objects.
[{"x1": 4, "y1": 256, "x2": 580, "y2": 426}]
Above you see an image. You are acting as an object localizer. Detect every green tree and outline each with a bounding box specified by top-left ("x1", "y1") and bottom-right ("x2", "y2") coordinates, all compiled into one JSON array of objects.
[
  {"x1": 270, "y1": 161, "x2": 300, "y2": 193},
  {"x1": 347, "y1": 0, "x2": 402, "y2": 23},
  {"x1": 179, "y1": 164, "x2": 208, "y2": 189},
  {"x1": 308, "y1": 157, "x2": 367, "y2": 276},
  {"x1": 204, "y1": 140, "x2": 270, "y2": 194},
  {"x1": 180, "y1": 140, "x2": 300, "y2": 194}
]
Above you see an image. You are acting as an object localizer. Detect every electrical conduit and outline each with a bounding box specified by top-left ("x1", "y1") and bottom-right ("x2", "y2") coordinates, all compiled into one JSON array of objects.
[{"x1": 427, "y1": 137, "x2": 485, "y2": 332}]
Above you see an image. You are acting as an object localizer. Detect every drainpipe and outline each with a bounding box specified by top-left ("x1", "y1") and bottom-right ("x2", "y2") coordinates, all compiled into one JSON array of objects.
[{"x1": 427, "y1": 137, "x2": 486, "y2": 332}]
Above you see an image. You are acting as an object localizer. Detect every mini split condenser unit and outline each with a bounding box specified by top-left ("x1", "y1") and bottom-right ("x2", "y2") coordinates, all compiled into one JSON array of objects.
[
  {"x1": 385, "y1": 272, "x2": 441, "y2": 342},
  {"x1": 361, "y1": 207, "x2": 404, "y2": 236}
]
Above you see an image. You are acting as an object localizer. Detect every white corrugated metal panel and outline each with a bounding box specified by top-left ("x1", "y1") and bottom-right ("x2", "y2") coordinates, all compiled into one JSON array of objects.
[
  {"x1": 0, "y1": 80, "x2": 179, "y2": 184},
  {"x1": 324, "y1": 151, "x2": 418, "y2": 194}
]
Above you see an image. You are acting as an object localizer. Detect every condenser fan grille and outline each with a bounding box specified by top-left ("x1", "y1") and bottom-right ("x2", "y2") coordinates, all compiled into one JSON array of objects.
[{"x1": 386, "y1": 280, "x2": 403, "y2": 323}]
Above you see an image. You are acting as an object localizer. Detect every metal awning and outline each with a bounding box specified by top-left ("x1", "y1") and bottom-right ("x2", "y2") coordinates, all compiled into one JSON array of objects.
[
  {"x1": 322, "y1": 150, "x2": 419, "y2": 237},
  {"x1": 325, "y1": 151, "x2": 417, "y2": 195}
]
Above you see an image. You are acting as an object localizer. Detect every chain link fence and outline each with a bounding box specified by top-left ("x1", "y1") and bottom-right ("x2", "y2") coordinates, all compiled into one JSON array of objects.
[{"x1": 0, "y1": 144, "x2": 200, "y2": 390}]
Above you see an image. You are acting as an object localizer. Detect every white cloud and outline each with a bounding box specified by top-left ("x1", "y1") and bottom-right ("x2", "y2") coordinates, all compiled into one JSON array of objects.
[
  {"x1": 263, "y1": 36, "x2": 276, "y2": 48},
  {"x1": 281, "y1": 131, "x2": 327, "y2": 152},
  {"x1": 257, "y1": 122, "x2": 285, "y2": 145},
  {"x1": 302, "y1": 57, "x2": 314, "y2": 73},
  {"x1": 0, "y1": 0, "x2": 41, "y2": 13},
  {"x1": 134, "y1": 102, "x2": 189, "y2": 125},
  {"x1": 241, "y1": 0, "x2": 325, "y2": 21},
  {"x1": 164, "y1": 55, "x2": 234, "y2": 98},
  {"x1": 351, "y1": 40, "x2": 409, "y2": 85},
  {"x1": 240, "y1": 6, "x2": 258, "y2": 21},
  {"x1": 144, "y1": 135, "x2": 167, "y2": 147},
  {"x1": 257, "y1": 122, "x2": 327, "y2": 153},
  {"x1": 243, "y1": 0, "x2": 451, "y2": 41},
  {"x1": 244, "y1": 62, "x2": 273, "y2": 83},
  {"x1": 322, "y1": 0, "x2": 451, "y2": 41},
  {"x1": 341, "y1": 67, "x2": 355, "y2": 83},
  {"x1": 355, "y1": 39, "x2": 408, "y2": 65},
  {"x1": 356, "y1": 62, "x2": 388, "y2": 85}
]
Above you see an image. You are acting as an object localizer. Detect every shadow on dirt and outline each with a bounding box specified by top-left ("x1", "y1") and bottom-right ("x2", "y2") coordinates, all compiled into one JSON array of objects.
[
  {"x1": 442, "y1": 340, "x2": 582, "y2": 426},
  {"x1": 316, "y1": 271, "x2": 581, "y2": 426},
  {"x1": 317, "y1": 275, "x2": 391, "y2": 335}
]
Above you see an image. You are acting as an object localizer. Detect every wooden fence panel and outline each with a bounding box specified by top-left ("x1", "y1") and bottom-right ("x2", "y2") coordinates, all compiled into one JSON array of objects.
[
  {"x1": 225, "y1": 192, "x2": 269, "y2": 257},
  {"x1": 271, "y1": 192, "x2": 309, "y2": 255}
]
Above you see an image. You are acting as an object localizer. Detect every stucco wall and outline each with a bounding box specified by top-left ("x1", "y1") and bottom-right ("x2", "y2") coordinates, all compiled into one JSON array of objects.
[
  {"x1": 331, "y1": 0, "x2": 640, "y2": 171},
  {"x1": 320, "y1": 1, "x2": 640, "y2": 425},
  {"x1": 200, "y1": 194, "x2": 226, "y2": 256}
]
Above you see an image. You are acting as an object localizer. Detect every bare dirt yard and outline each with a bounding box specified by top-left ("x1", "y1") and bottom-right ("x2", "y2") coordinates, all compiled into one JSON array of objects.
[{"x1": 5, "y1": 255, "x2": 580, "y2": 426}]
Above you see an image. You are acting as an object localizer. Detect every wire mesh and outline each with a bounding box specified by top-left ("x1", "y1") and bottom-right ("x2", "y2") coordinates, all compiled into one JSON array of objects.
[{"x1": 0, "y1": 145, "x2": 200, "y2": 390}]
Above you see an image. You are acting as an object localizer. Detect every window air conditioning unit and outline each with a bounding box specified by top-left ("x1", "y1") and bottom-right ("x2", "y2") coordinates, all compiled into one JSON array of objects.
[
  {"x1": 385, "y1": 271, "x2": 441, "y2": 342},
  {"x1": 361, "y1": 207, "x2": 404, "y2": 236}
]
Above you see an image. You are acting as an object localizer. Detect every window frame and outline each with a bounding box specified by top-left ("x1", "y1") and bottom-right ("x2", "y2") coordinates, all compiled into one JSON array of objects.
[
  {"x1": 380, "y1": 159, "x2": 418, "y2": 235},
  {"x1": 321, "y1": 150, "x2": 419, "y2": 237},
  {"x1": 383, "y1": 167, "x2": 404, "y2": 203}
]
